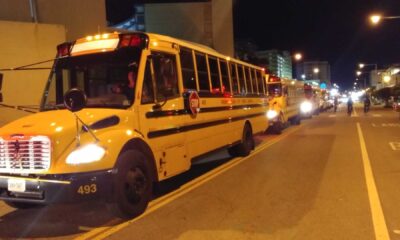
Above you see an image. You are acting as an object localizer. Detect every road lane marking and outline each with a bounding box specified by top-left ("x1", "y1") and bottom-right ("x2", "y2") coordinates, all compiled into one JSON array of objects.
[
  {"x1": 389, "y1": 142, "x2": 400, "y2": 151},
  {"x1": 353, "y1": 108, "x2": 359, "y2": 117},
  {"x1": 74, "y1": 126, "x2": 303, "y2": 240},
  {"x1": 357, "y1": 123, "x2": 390, "y2": 240},
  {"x1": 329, "y1": 114, "x2": 336, "y2": 117}
]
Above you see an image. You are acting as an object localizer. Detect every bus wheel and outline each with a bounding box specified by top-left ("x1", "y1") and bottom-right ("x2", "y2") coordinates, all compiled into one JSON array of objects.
[
  {"x1": 108, "y1": 150, "x2": 152, "y2": 219},
  {"x1": 228, "y1": 124, "x2": 254, "y2": 157},
  {"x1": 291, "y1": 115, "x2": 301, "y2": 125},
  {"x1": 4, "y1": 201, "x2": 42, "y2": 209},
  {"x1": 272, "y1": 115, "x2": 284, "y2": 134}
]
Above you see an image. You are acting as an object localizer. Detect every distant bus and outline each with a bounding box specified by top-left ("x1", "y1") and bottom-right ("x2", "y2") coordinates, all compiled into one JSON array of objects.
[
  {"x1": 303, "y1": 83, "x2": 321, "y2": 117},
  {"x1": 0, "y1": 32, "x2": 269, "y2": 218},
  {"x1": 266, "y1": 75, "x2": 304, "y2": 133}
]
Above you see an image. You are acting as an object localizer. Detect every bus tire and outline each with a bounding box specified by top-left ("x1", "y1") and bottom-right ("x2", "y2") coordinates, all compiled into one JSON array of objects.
[
  {"x1": 228, "y1": 124, "x2": 254, "y2": 157},
  {"x1": 108, "y1": 150, "x2": 152, "y2": 219},
  {"x1": 4, "y1": 201, "x2": 42, "y2": 209},
  {"x1": 292, "y1": 115, "x2": 301, "y2": 125},
  {"x1": 272, "y1": 115, "x2": 284, "y2": 134}
]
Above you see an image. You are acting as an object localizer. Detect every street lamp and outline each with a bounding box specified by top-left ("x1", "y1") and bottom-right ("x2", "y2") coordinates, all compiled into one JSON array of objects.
[
  {"x1": 313, "y1": 68, "x2": 319, "y2": 73},
  {"x1": 293, "y1": 52, "x2": 303, "y2": 80},
  {"x1": 369, "y1": 14, "x2": 400, "y2": 25},
  {"x1": 294, "y1": 53, "x2": 302, "y2": 61}
]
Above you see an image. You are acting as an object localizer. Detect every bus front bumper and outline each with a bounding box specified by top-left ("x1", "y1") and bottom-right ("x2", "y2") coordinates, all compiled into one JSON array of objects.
[{"x1": 0, "y1": 170, "x2": 114, "y2": 204}]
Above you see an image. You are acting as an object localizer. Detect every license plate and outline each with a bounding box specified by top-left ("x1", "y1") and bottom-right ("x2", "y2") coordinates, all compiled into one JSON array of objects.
[{"x1": 7, "y1": 178, "x2": 26, "y2": 192}]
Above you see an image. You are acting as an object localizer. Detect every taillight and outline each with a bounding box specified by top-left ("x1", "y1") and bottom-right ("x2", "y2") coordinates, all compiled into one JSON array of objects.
[
  {"x1": 57, "y1": 43, "x2": 72, "y2": 57},
  {"x1": 118, "y1": 34, "x2": 148, "y2": 49}
]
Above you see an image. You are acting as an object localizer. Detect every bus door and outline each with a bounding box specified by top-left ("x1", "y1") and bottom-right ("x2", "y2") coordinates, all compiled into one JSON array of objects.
[{"x1": 138, "y1": 50, "x2": 188, "y2": 179}]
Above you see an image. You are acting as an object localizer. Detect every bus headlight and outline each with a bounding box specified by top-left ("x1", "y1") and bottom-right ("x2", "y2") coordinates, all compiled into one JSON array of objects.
[
  {"x1": 267, "y1": 110, "x2": 278, "y2": 119},
  {"x1": 300, "y1": 101, "x2": 313, "y2": 113},
  {"x1": 66, "y1": 144, "x2": 106, "y2": 165}
]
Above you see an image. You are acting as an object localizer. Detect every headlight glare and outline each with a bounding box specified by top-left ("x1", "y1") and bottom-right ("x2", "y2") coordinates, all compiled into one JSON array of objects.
[
  {"x1": 66, "y1": 144, "x2": 106, "y2": 165},
  {"x1": 267, "y1": 110, "x2": 278, "y2": 119},
  {"x1": 300, "y1": 101, "x2": 313, "y2": 113}
]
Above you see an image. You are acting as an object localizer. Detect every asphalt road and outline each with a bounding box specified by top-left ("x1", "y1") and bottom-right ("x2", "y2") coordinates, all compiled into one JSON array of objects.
[{"x1": 0, "y1": 102, "x2": 399, "y2": 240}]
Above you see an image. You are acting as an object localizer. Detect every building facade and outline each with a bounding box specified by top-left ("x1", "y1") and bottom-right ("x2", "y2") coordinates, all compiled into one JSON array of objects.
[
  {"x1": 110, "y1": 0, "x2": 234, "y2": 57},
  {"x1": 255, "y1": 50, "x2": 292, "y2": 78},
  {"x1": 297, "y1": 61, "x2": 331, "y2": 88},
  {"x1": 0, "y1": 0, "x2": 106, "y2": 41}
]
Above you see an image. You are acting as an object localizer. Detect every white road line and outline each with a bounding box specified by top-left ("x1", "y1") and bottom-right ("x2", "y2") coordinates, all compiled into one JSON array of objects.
[
  {"x1": 357, "y1": 123, "x2": 390, "y2": 240},
  {"x1": 353, "y1": 108, "x2": 359, "y2": 117},
  {"x1": 389, "y1": 142, "x2": 400, "y2": 151}
]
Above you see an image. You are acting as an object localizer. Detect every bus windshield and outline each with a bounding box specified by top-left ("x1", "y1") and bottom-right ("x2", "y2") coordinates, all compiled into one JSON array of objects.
[
  {"x1": 267, "y1": 83, "x2": 282, "y2": 97},
  {"x1": 41, "y1": 47, "x2": 142, "y2": 111}
]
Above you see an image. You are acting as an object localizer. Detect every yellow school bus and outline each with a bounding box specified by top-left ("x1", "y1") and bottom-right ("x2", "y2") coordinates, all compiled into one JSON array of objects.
[
  {"x1": 266, "y1": 75, "x2": 305, "y2": 134},
  {"x1": 0, "y1": 32, "x2": 269, "y2": 218}
]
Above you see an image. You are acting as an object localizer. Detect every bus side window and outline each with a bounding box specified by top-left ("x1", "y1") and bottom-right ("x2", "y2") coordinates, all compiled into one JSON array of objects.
[
  {"x1": 195, "y1": 52, "x2": 210, "y2": 92},
  {"x1": 230, "y1": 63, "x2": 239, "y2": 94},
  {"x1": 152, "y1": 52, "x2": 179, "y2": 101},
  {"x1": 208, "y1": 56, "x2": 221, "y2": 94},
  {"x1": 238, "y1": 65, "x2": 246, "y2": 94},
  {"x1": 251, "y1": 69, "x2": 259, "y2": 94},
  {"x1": 245, "y1": 67, "x2": 253, "y2": 93},
  {"x1": 220, "y1": 59, "x2": 231, "y2": 94},
  {"x1": 283, "y1": 85, "x2": 288, "y2": 95},
  {"x1": 180, "y1": 47, "x2": 197, "y2": 91},
  {"x1": 256, "y1": 70, "x2": 264, "y2": 95},
  {"x1": 141, "y1": 58, "x2": 155, "y2": 104}
]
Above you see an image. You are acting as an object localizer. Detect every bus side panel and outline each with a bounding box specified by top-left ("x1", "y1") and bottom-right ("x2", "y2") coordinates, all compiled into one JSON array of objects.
[{"x1": 185, "y1": 97, "x2": 268, "y2": 159}]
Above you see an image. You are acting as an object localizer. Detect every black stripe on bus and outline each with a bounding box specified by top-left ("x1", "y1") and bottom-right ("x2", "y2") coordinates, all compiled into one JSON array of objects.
[
  {"x1": 146, "y1": 103, "x2": 267, "y2": 118},
  {"x1": 147, "y1": 112, "x2": 265, "y2": 139},
  {"x1": 198, "y1": 92, "x2": 265, "y2": 98}
]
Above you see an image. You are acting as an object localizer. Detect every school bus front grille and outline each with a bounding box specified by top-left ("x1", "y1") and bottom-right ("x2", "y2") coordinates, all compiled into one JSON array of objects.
[{"x1": 0, "y1": 136, "x2": 51, "y2": 172}]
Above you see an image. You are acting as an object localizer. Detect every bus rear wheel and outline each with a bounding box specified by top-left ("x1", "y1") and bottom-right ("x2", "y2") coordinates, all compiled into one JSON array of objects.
[
  {"x1": 228, "y1": 124, "x2": 254, "y2": 157},
  {"x1": 108, "y1": 150, "x2": 153, "y2": 219}
]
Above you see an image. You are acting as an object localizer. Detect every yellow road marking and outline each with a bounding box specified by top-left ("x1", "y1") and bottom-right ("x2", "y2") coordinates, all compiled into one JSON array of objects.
[
  {"x1": 74, "y1": 126, "x2": 303, "y2": 240},
  {"x1": 357, "y1": 123, "x2": 390, "y2": 240}
]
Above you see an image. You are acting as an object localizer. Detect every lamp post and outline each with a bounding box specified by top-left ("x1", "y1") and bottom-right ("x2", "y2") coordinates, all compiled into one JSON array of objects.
[
  {"x1": 359, "y1": 63, "x2": 377, "y2": 88},
  {"x1": 293, "y1": 52, "x2": 303, "y2": 80},
  {"x1": 369, "y1": 14, "x2": 400, "y2": 25},
  {"x1": 356, "y1": 70, "x2": 366, "y2": 89}
]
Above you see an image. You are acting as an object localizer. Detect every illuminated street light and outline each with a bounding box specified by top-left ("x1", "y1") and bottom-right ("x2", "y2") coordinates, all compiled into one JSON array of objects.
[
  {"x1": 369, "y1": 14, "x2": 400, "y2": 25},
  {"x1": 313, "y1": 68, "x2": 319, "y2": 73},
  {"x1": 383, "y1": 75, "x2": 391, "y2": 83},
  {"x1": 391, "y1": 68, "x2": 400, "y2": 75},
  {"x1": 294, "y1": 53, "x2": 302, "y2": 61},
  {"x1": 356, "y1": 71, "x2": 362, "y2": 76},
  {"x1": 359, "y1": 63, "x2": 365, "y2": 68},
  {"x1": 370, "y1": 15, "x2": 381, "y2": 24},
  {"x1": 301, "y1": 74, "x2": 306, "y2": 79}
]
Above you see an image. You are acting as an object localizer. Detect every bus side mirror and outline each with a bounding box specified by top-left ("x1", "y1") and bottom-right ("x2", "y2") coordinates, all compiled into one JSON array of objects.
[
  {"x1": 0, "y1": 73, "x2": 3, "y2": 102},
  {"x1": 64, "y1": 88, "x2": 86, "y2": 112}
]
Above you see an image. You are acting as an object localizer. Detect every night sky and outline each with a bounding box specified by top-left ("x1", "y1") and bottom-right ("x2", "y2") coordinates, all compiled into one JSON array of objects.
[
  {"x1": 233, "y1": 0, "x2": 400, "y2": 90},
  {"x1": 107, "y1": 0, "x2": 400, "y2": 90}
]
